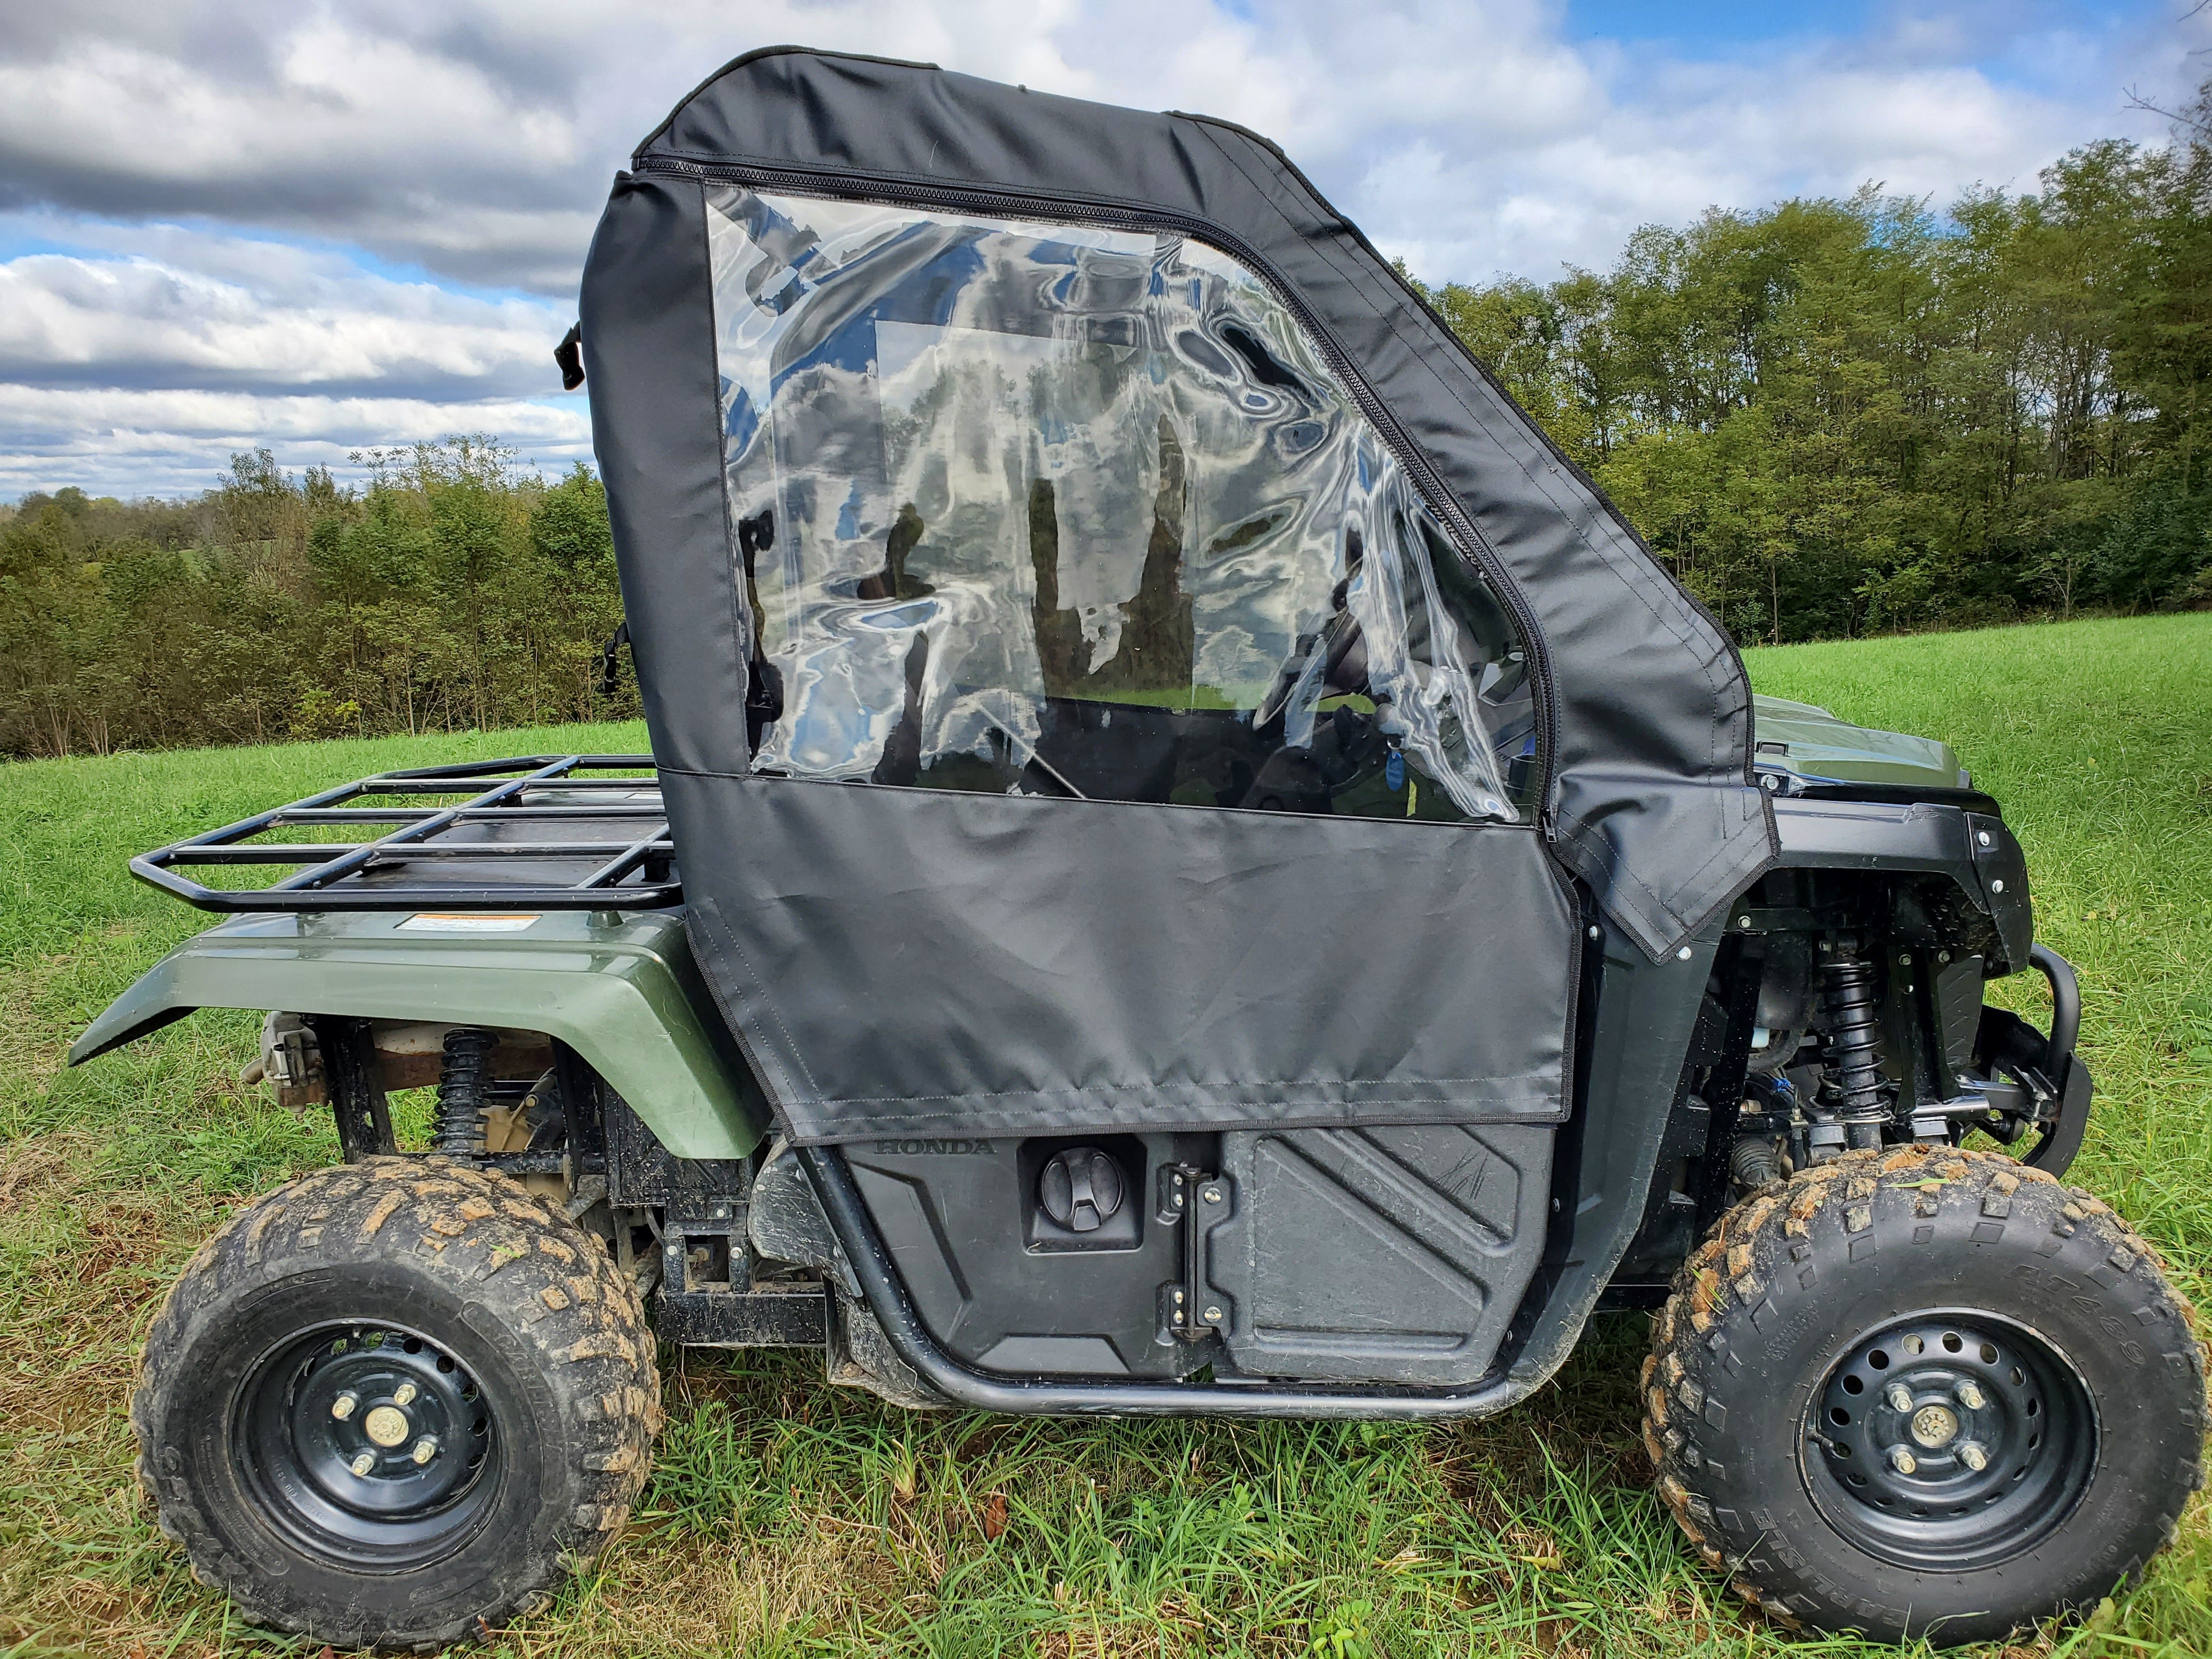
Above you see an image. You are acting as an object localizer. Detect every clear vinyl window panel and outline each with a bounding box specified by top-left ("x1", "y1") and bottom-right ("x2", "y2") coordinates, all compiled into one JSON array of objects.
[{"x1": 705, "y1": 187, "x2": 1537, "y2": 822}]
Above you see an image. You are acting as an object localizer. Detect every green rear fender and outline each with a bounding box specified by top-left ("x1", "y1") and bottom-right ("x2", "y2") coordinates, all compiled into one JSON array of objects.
[{"x1": 68, "y1": 910, "x2": 768, "y2": 1160}]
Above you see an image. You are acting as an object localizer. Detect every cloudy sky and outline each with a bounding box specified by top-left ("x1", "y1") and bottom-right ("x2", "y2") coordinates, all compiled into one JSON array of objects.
[{"x1": 1, "y1": 0, "x2": 2204, "y2": 501}]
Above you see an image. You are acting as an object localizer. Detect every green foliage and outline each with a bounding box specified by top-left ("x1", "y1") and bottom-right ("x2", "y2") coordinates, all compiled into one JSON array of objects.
[
  {"x1": 1423, "y1": 131, "x2": 2212, "y2": 643},
  {"x1": 0, "y1": 439, "x2": 634, "y2": 758},
  {"x1": 1305, "y1": 1598, "x2": 1375, "y2": 1658}
]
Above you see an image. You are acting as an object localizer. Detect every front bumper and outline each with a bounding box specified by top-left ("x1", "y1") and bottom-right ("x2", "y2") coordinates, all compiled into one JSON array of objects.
[{"x1": 1972, "y1": 944, "x2": 2090, "y2": 1177}]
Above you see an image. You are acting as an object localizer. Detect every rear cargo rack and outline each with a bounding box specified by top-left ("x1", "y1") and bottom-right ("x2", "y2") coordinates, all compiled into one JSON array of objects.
[{"x1": 131, "y1": 755, "x2": 681, "y2": 913}]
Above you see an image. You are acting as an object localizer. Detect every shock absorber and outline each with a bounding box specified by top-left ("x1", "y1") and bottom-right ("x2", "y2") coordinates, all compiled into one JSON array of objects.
[
  {"x1": 1816, "y1": 944, "x2": 1889, "y2": 1152},
  {"x1": 432, "y1": 1027, "x2": 498, "y2": 1157}
]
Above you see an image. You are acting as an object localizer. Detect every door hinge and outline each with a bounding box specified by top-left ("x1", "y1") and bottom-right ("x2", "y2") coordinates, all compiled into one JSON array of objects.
[{"x1": 1155, "y1": 1163, "x2": 1233, "y2": 1342}]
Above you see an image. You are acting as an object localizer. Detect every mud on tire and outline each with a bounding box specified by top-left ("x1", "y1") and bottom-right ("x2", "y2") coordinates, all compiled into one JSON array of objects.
[
  {"x1": 133, "y1": 1157, "x2": 663, "y2": 1650},
  {"x1": 1645, "y1": 1145, "x2": 2207, "y2": 1646}
]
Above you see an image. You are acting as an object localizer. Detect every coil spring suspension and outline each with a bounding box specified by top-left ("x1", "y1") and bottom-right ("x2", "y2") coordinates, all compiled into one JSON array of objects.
[
  {"x1": 432, "y1": 1027, "x2": 498, "y2": 1156},
  {"x1": 1816, "y1": 946, "x2": 1889, "y2": 1152}
]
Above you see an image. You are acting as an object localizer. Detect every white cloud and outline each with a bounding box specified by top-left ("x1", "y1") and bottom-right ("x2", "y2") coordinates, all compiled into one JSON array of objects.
[
  {"x1": 0, "y1": 218, "x2": 578, "y2": 493},
  {"x1": 0, "y1": 236, "x2": 567, "y2": 397},
  {"x1": 0, "y1": 0, "x2": 2203, "y2": 496},
  {"x1": 0, "y1": 383, "x2": 590, "y2": 498}
]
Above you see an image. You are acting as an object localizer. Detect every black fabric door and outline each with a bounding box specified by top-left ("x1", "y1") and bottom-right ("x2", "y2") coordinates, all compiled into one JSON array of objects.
[
  {"x1": 676, "y1": 771, "x2": 1576, "y2": 1144},
  {"x1": 587, "y1": 172, "x2": 1586, "y2": 1144},
  {"x1": 658, "y1": 184, "x2": 1578, "y2": 1145}
]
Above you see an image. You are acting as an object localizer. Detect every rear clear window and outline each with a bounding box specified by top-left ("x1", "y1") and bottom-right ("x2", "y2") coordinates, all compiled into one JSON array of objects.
[{"x1": 706, "y1": 188, "x2": 1536, "y2": 822}]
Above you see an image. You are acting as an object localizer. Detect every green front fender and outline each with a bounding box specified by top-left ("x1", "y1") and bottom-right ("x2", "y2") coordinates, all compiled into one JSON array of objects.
[{"x1": 69, "y1": 909, "x2": 768, "y2": 1160}]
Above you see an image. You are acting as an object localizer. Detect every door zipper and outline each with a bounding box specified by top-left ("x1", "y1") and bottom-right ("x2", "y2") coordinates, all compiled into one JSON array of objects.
[{"x1": 631, "y1": 154, "x2": 1563, "y2": 823}]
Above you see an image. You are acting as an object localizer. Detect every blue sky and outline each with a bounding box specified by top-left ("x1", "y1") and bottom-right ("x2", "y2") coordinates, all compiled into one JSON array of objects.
[
  {"x1": 1569, "y1": 0, "x2": 1878, "y2": 43},
  {"x1": 0, "y1": 0, "x2": 2202, "y2": 500}
]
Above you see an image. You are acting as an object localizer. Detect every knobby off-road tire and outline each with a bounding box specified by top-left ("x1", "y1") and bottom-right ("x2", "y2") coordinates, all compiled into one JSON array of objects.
[
  {"x1": 1644, "y1": 1144, "x2": 2207, "y2": 1646},
  {"x1": 133, "y1": 1156, "x2": 663, "y2": 1650}
]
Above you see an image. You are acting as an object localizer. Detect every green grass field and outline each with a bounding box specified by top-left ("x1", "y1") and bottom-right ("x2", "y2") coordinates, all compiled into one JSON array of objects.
[{"x1": 2, "y1": 613, "x2": 2208, "y2": 1658}]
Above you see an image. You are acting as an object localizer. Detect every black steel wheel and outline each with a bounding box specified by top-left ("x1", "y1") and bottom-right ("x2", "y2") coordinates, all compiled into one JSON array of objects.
[
  {"x1": 235, "y1": 1321, "x2": 504, "y2": 1571},
  {"x1": 134, "y1": 1159, "x2": 661, "y2": 1650},
  {"x1": 1645, "y1": 1146, "x2": 2207, "y2": 1646},
  {"x1": 1803, "y1": 1310, "x2": 2096, "y2": 1572}
]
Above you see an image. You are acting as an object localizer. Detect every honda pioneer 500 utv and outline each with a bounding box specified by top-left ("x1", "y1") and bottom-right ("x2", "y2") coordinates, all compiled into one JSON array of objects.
[{"x1": 77, "y1": 47, "x2": 2204, "y2": 1651}]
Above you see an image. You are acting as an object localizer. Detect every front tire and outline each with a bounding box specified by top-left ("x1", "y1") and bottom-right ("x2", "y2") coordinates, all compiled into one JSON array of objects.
[
  {"x1": 133, "y1": 1158, "x2": 662, "y2": 1650},
  {"x1": 1646, "y1": 1146, "x2": 2206, "y2": 1646}
]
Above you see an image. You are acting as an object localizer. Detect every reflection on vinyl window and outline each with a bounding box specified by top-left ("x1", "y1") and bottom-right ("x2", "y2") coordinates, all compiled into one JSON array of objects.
[{"x1": 705, "y1": 188, "x2": 1537, "y2": 823}]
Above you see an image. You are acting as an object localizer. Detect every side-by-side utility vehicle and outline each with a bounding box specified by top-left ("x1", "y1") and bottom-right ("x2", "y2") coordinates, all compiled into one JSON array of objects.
[{"x1": 77, "y1": 48, "x2": 2205, "y2": 1650}]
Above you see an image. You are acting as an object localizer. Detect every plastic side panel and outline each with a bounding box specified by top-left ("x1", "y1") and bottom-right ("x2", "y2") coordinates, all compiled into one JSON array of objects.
[
  {"x1": 672, "y1": 770, "x2": 1576, "y2": 1143},
  {"x1": 67, "y1": 914, "x2": 766, "y2": 1160},
  {"x1": 1207, "y1": 1123, "x2": 1551, "y2": 1385},
  {"x1": 843, "y1": 1136, "x2": 1204, "y2": 1378},
  {"x1": 1769, "y1": 797, "x2": 2030, "y2": 973}
]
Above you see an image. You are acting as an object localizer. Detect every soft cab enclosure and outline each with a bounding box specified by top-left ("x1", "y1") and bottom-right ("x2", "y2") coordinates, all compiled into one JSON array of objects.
[{"x1": 578, "y1": 47, "x2": 1774, "y2": 1390}]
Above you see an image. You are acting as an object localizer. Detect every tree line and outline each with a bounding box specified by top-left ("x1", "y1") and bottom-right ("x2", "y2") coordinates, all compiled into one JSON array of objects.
[
  {"x1": 1422, "y1": 126, "x2": 2212, "y2": 643},
  {"x1": 0, "y1": 443, "x2": 628, "y2": 759},
  {"x1": 4, "y1": 112, "x2": 2209, "y2": 759}
]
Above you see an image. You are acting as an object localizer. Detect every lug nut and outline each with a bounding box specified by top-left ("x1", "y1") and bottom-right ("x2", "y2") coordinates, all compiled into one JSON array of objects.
[
  {"x1": 1887, "y1": 1385, "x2": 1914, "y2": 1414},
  {"x1": 410, "y1": 1437, "x2": 439, "y2": 1466},
  {"x1": 392, "y1": 1381, "x2": 418, "y2": 1407},
  {"x1": 1956, "y1": 1381, "x2": 1985, "y2": 1411},
  {"x1": 331, "y1": 1391, "x2": 359, "y2": 1421},
  {"x1": 1890, "y1": 1446, "x2": 1918, "y2": 1475},
  {"x1": 1959, "y1": 1441, "x2": 1988, "y2": 1472},
  {"x1": 349, "y1": 1450, "x2": 376, "y2": 1477}
]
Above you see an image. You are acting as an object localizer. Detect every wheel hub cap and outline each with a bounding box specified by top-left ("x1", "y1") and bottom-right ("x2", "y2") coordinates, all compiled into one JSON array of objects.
[
  {"x1": 362, "y1": 1404, "x2": 411, "y2": 1447},
  {"x1": 1910, "y1": 1403, "x2": 1959, "y2": 1448}
]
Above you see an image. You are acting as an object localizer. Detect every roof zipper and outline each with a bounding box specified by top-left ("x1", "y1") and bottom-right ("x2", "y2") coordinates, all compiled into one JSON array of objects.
[{"x1": 631, "y1": 155, "x2": 1562, "y2": 825}]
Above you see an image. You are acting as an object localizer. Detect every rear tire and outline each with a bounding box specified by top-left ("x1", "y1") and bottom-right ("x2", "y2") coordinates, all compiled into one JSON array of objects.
[
  {"x1": 1645, "y1": 1146, "x2": 2207, "y2": 1646},
  {"x1": 133, "y1": 1157, "x2": 662, "y2": 1650}
]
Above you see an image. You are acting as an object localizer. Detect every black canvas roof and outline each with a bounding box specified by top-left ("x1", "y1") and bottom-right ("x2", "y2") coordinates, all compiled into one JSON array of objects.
[{"x1": 582, "y1": 46, "x2": 1774, "y2": 962}]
